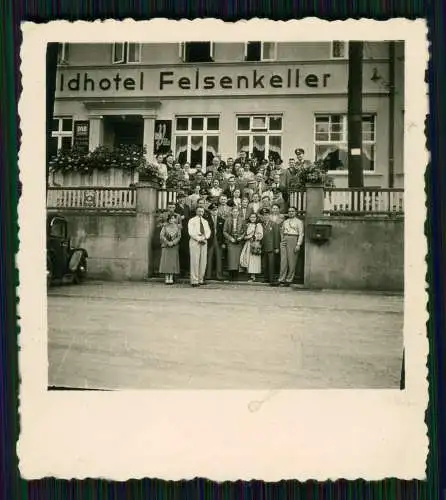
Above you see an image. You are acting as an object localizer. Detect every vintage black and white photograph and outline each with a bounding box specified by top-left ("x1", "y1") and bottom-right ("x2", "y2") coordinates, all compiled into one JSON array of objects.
[
  {"x1": 18, "y1": 19, "x2": 428, "y2": 480},
  {"x1": 45, "y1": 37, "x2": 406, "y2": 390}
]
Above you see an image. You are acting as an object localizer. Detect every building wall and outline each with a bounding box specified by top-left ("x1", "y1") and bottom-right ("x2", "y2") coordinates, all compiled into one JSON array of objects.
[
  {"x1": 65, "y1": 42, "x2": 391, "y2": 66},
  {"x1": 305, "y1": 216, "x2": 404, "y2": 291},
  {"x1": 53, "y1": 41, "x2": 404, "y2": 188}
]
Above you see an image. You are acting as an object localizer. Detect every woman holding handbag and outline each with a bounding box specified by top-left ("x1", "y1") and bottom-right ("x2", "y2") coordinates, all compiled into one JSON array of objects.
[
  {"x1": 240, "y1": 212, "x2": 264, "y2": 282},
  {"x1": 159, "y1": 213, "x2": 182, "y2": 284}
]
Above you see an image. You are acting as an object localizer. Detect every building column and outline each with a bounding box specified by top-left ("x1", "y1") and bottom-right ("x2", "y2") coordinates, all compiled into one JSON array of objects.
[
  {"x1": 142, "y1": 115, "x2": 156, "y2": 161},
  {"x1": 89, "y1": 115, "x2": 103, "y2": 151}
]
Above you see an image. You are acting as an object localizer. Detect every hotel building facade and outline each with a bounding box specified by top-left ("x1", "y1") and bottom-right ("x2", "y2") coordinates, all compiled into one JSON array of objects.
[{"x1": 52, "y1": 41, "x2": 405, "y2": 188}]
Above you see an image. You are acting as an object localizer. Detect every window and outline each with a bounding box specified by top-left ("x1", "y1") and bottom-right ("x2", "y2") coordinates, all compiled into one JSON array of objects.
[
  {"x1": 174, "y1": 116, "x2": 219, "y2": 169},
  {"x1": 330, "y1": 41, "x2": 348, "y2": 59},
  {"x1": 179, "y1": 42, "x2": 214, "y2": 63},
  {"x1": 112, "y1": 43, "x2": 141, "y2": 64},
  {"x1": 57, "y1": 43, "x2": 70, "y2": 64},
  {"x1": 236, "y1": 115, "x2": 282, "y2": 162},
  {"x1": 245, "y1": 42, "x2": 277, "y2": 62},
  {"x1": 314, "y1": 114, "x2": 376, "y2": 171},
  {"x1": 50, "y1": 117, "x2": 73, "y2": 156}
]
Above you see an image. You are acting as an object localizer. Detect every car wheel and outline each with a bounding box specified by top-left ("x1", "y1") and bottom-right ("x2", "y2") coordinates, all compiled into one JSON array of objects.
[{"x1": 73, "y1": 257, "x2": 87, "y2": 284}]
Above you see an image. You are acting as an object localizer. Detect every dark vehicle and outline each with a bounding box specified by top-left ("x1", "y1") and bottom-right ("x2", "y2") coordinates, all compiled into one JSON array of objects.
[{"x1": 46, "y1": 214, "x2": 88, "y2": 287}]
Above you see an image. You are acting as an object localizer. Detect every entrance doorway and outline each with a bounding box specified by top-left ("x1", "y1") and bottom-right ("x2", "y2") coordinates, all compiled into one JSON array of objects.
[{"x1": 103, "y1": 115, "x2": 143, "y2": 147}]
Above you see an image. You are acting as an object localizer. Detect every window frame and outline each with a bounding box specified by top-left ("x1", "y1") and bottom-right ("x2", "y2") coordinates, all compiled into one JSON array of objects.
[
  {"x1": 313, "y1": 113, "x2": 376, "y2": 172},
  {"x1": 244, "y1": 42, "x2": 277, "y2": 62},
  {"x1": 173, "y1": 115, "x2": 220, "y2": 170},
  {"x1": 51, "y1": 116, "x2": 74, "y2": 152},
  {"x1": 112, "y1": 42, "x2": 142, "y2": 64},
  {"x1": 179, "y1": 42, "x2": 215, "y2": 63},
  {"x1": 236, "y1": 114, "x2": 283, "y2": 160},
  {"x1": 330, "y1": 41, "x2": 349, "y2": 59}
]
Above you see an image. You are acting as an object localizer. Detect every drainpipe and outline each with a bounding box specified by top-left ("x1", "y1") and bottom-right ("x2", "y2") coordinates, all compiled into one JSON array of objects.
[{"x1": 388, "y1": 41, "x2": 396, "y2": 188}]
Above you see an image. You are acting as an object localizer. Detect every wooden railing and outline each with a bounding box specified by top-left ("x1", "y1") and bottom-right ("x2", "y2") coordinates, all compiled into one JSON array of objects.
[
  {"x1": 47, "y1": 187, "x2": 137, "y2": 212},
  {"x1": 323, "y1": 188, "x2": 404, "y2": 215}
]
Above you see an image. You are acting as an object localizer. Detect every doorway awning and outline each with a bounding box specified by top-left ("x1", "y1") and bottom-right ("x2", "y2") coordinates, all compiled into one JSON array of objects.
[{"x1": 83, "y1": 98, "x2": 161, "y2": 114}]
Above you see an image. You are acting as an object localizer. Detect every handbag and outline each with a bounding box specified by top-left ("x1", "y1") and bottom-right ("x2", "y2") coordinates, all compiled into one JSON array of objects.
[{"x1": 250, "y1": 240, "x2": 262, "y2": 255}]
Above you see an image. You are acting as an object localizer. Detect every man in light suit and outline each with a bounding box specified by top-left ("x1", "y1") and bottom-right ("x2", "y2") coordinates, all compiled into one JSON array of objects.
[{"x1": 188, "y1": 206, "x2": 211, "y2": 287}]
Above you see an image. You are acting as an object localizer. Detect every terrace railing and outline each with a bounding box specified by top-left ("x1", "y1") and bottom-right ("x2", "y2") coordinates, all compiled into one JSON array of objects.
[
  {"x1": 47, "y1": 187, "x2": 137, "y2": 212},
  {"x1": 323, "y1": 188, "x2": 404, "y2": 215}
]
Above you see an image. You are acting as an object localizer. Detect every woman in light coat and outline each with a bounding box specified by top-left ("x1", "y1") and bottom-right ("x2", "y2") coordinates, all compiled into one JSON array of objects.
[{"x1": 240, "y1": 212, "x2": 264, "y2": 282}]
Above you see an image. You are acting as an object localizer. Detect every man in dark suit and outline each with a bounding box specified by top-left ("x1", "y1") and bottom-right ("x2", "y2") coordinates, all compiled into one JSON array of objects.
[
  {"x1": 205, "y1": 203, "x2": 225, "y2": 281},
  {"x1": 175, "y1": 192, "x2": 192, "y2": 277},
  {"x1": 261, "y1": 207, "x2": 281, "y2": 286},
  {"x1": 223, "y1": 176, "x2": 238, "y2": 199}
]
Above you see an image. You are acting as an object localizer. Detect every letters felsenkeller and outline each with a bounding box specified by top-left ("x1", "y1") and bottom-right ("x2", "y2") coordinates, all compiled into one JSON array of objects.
[{"x1": 59, "y1": 69, "x2": 332, "y2": 93}]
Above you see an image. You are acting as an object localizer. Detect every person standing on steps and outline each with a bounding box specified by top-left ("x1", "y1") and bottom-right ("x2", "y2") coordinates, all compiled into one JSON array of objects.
[
  {"x1": 188, "y1": 206, "x2": 211, "y2": 287},
  {"x1": 159, "y1": 213, "x2": 182, "y2": 285},
  {"x1": 278, "y1": 207, "x2": 304, "y2": 287},
  {"x1": 223, "y1": 206, "x2": 246, "y2": 282}
]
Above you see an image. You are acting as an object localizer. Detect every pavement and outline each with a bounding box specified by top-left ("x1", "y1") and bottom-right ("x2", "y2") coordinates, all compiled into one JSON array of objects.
[{"x1": 47, "y1": 281, "x2": 404, "y2": 390}]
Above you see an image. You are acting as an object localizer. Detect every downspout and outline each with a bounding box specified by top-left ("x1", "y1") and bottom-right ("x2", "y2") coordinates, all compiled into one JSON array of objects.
[{"x1": 388, "y1": 41, "x2": 396, "y2": 188}]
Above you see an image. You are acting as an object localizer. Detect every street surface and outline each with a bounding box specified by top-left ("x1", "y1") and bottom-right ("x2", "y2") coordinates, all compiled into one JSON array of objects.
[{"x1": 47, "y1": 281, "x2": 404, "y2": 389}]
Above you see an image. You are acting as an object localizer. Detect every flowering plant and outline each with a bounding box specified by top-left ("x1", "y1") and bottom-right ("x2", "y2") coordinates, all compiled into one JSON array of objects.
[
  {"x1": 48, "y1": 144, "x2": 162, "y2": 181},
  {"x1": 294, "y1": 159, "x2": 335, "y2": 188}
]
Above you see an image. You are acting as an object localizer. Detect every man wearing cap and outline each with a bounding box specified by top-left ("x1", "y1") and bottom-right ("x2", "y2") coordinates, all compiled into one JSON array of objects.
[
  {"x1": 188, "y1": 206, "x2": 211, "y2": 287},
  {"x1": 261, "y1": 207, "x2": 281, "y2": 286},
  {"x1": 206, "y1": 203, "x2": 225, "y2": 281}
]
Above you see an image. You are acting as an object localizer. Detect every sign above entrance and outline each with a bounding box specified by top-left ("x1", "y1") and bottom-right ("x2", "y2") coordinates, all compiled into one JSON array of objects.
[{"x1": 55, "y1": 62, "x2": 389, "y2": 98}]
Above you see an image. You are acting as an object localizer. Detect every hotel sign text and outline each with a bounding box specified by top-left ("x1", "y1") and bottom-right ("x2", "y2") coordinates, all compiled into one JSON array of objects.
[{"x1": 56, "y1": 64, "x2": 388, "y2": 98}]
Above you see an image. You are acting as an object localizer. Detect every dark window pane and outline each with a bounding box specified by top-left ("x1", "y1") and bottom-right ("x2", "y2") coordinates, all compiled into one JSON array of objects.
[
  {"x1": 185, "y1": 42, "x2": 213, "y2": 63},
  {"x1": 190, "y1": 136, "x2": 204, "y2": 167},
  {"x1": 175, "y1": 136, "x2": 188, "y2": 164},
  {"x1": 362, "y1": 144, "x2": 375, "y2": 171},
  {"x1": 176, "y1": 117, "x2": 188, "y2": 131},
  {"x1": 252, "y1": 135, "x2": 266, "y2": 160},
  {"x1": 61, "y1": 136, "x2": 72, "y2": 150},
  {"x1": 237, "y1": 117, "x2": 250, "y2": 131},
  {"x1": 206, "y1": 136, "x2": 219, "y2": 167},
  {"x1": 269, "y1": 116, "x2": 282, "y2": 131},
  {"x1": 268, "y1": 136, "x2": 282, "y2": 159},
  {"x1": 207, "y1": 117, "x2": 219, "y2": 130},
  {"x1": 52, "y1": 119, "x2": 59, "y2": 132},
  {"x1": 191, "y1": 117, "x2": 204, "y2": 131},
  {"x1": 245, "y1": 41, "x2": 261, "y2": 61},
  {"x1": 62, "y1": 118, "x2": 73, "y2": 131}
]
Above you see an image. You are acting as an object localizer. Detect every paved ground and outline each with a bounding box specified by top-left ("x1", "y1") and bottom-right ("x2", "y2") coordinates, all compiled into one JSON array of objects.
[{"x1": 47, "y1": 281, "x2": 404, "y2": 390}]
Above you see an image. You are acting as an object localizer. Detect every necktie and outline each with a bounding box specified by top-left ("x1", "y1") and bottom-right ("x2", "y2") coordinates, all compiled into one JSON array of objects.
[{"x1": 199, "y1": 217, "x2": 205, "y2": 235}]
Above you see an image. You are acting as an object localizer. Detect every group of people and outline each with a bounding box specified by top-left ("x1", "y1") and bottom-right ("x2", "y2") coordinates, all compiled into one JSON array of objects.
[
  {"x1": 154, "y1": 148, "x2": 311, "y2": 209},
  {"x1": 156, "y1": 148, "x2": 307, "y2": 287}
]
